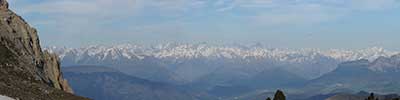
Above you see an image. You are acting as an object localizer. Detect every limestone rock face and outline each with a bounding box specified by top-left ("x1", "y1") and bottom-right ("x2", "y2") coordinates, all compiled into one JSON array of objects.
[
  {"x1": 43, "y1": 52, "x2": 74, "y2": 93},
  {"x1": 0, "y1": 0, "x2": 86, "y2": 99},
  {"x1": 0, "y1": 0, "x2": 8, "y2": 9}
]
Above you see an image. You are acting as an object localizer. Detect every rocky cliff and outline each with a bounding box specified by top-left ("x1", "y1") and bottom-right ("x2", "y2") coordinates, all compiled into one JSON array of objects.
[{"x1": 0, "y1": 0, "x2": 87, "y2": 99}]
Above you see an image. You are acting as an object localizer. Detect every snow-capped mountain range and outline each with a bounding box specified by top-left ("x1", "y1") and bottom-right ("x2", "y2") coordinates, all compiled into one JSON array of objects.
[
  {"x1": 45, "y1": 43, "x2": 400, "y2": 84},
  {"x1": 46, "y1": 43, "x2": 397, "y2": 63}
]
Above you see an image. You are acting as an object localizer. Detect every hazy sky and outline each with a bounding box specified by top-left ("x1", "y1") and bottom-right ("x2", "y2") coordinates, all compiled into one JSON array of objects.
[{"x1": 7, "y1": 0, "x2": 400, "y2": 49}]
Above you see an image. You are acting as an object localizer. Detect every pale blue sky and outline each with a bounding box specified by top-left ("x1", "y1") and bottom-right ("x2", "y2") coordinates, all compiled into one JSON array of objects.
[{"x1": 7, "y1": 0, "x2": 400, "y2": 49}]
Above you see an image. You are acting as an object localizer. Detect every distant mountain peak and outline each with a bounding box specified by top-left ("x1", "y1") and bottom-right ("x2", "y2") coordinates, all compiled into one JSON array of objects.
[
  {"x1": 333, "y1": 54, "x2": 400, "y2": 73},
  {"x1": 369, "y1": 54, "x2": 400, "y2": 72}
]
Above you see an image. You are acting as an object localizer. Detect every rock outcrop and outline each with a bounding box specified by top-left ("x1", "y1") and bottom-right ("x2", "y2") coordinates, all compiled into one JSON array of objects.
[
  {"x1": 43, "y1": 52, "x2": 74, "y2": 93},
  {"x1": 0, "y1": 0, "x2": 7, "y2": 9},
  {"x1": 0, "y1": 0, "x2": 87, "y2": 99}
]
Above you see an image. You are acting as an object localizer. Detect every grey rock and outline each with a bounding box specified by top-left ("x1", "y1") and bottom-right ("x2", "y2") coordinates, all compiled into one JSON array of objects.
[
  {"x1": 0, "y1": 0, "x2": 8, "y2": 9},
  {"x1": 0, "y1": 0, "x2": 87, "y2": 99}
]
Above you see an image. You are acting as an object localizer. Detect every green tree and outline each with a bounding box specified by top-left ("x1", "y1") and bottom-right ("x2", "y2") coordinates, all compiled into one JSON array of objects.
[
  {"x1": 266, "y1": 97, "x2": 271, "y2": 100},
  {"x1": 273, "y1": 90, "x2": 286, "y2": 100},
  {"x1": 366, "y1": 93, "x2": 378, "y2": 100}
]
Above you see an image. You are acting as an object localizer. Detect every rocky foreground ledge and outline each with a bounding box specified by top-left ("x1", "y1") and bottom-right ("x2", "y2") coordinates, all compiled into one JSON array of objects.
[{"x1": 0, "y1": 0, "x2": 88, "y2": 99}]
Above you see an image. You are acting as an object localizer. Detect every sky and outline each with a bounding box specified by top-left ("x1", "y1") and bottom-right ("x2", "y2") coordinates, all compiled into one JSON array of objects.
[{"x1": 7, "y1": 0, "x2": 400, "y2": 49}]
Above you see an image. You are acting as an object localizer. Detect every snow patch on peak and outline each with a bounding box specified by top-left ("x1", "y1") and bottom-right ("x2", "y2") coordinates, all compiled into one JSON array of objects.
[
  {"x1": 45, "y1": 43, "x2": 400, "y2": 80},
  {"x1": 369, "y1": 54, "x2": 400, "y2": 72},
  {"x1": 46, "y1": 43, "x2": 399, "y2": 63}
]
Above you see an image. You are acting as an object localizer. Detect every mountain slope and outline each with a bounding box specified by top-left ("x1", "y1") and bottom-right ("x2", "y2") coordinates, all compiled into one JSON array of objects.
[
  {"x1": 0, "y1": 0, "x2": 87, "y2": 99},
  {"x1": 200, "y1": 68, "x2": 307, "y2": 98},
  {"x1": 63, "y1": 66, "x2": 202, "y2": 100},
  {"x1": 307, "y1": 54, "x2": 400, "y2": 94}
]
